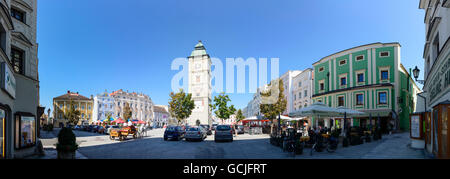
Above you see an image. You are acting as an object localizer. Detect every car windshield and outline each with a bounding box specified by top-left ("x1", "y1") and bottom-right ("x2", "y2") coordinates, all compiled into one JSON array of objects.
[
  {"x1": 188, "y1": 128, "x2": 199, "y2": 131},
  {"x1": 200, "y1": 125, "x2": 209, "y2": 128},
  {"x1": 237, "y1": 125, "x2": 244, "y2": 129},
  {"x1": 166, "y1": 127, "x2": 177, "y2": 131},
  {"x1": 112, "y1": 126, "x2": 119, "y2": 128},
  {"x1": 216, "y1": 125, "x2": 231, "y2": 131}
]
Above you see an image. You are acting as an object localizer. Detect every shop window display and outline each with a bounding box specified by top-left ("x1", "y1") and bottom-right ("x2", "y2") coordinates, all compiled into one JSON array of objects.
[{"x1": 14, "y1": 114, "x2": 36, "y2": 149}]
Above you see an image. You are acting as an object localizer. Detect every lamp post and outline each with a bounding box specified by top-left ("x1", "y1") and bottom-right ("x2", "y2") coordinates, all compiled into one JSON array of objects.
[{"x1": 412, "y1": 66, "x2": 425, "y2": 85}]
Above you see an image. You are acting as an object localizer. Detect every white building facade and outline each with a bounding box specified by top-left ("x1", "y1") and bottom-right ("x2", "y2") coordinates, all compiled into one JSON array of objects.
[
  {"x1": 186, "y1": 41, "x2": 212, "y2": 126},
  {"x1": 280, "y1": 70, "x2": 302, "y2": 115},
  {"x1": 110, "y1": 89, "x2": 154, "y2": 123},
  {"x1": 419, "y1": 0, "x2": 450, "y2": 158},
  {"x1": 153, "y1": 105, "x2": 169, "y2": 128},
  {"x1": 291, "y1": 68, "x2": 314, "y2": 112},
  {"x1": 92, "y1": 90, "x2": 115, "y2": 122}
]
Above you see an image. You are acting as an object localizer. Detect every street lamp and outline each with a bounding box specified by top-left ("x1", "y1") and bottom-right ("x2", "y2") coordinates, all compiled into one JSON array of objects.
[{"x1": 413, "y1": 66, "x2": 425, "y2": 85}]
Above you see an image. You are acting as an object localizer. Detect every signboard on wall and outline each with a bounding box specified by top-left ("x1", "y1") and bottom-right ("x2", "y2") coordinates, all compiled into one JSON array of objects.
[
  {"x1": 410, "y1": 115, "x2": 421, "y2": 139},
  {"x1": 1, "y1": 62, "x2": 16, "y2": 99}
]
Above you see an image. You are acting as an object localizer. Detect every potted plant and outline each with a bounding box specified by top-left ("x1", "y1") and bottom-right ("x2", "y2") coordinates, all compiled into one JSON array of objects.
[{"x1": 56, "y1": 127, "x2": 78, "y2": 159}]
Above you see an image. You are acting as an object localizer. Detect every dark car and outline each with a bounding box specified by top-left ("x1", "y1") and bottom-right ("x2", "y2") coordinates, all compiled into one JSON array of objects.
[
  {"x1": 235, "y1": 125, "x2": 245, "y2": 134},
  {"x1": 164, "y1": 126, "x2": 185, "y2": 141},
  {"x1": 215, "y1": 125, "x2": 233, "y2": 142},
  {"x1": 87, "y1": 125, "x2": 95, "y2": 132},
  {"x1": 92, "y1": 125, "x2": 100, "y2": 133},
  {"x1": 212, "y1": 124, "x2": 218, "y2": 131},
  {"x1": 200, "y1": 125, "x2": 212, "y2": 135}
]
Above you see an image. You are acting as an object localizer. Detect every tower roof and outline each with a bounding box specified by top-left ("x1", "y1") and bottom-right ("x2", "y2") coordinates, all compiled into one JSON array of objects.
[{"x1": 190, "y1": 40, "x2": 207, "y2": 57}]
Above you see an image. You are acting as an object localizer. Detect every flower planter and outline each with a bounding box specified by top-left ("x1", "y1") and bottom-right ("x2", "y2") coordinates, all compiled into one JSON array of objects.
[{"x1": 57, "y1": 150, "x2": 76, "y2": 159}]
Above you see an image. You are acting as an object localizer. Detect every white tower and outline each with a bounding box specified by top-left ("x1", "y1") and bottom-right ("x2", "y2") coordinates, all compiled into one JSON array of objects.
[{"x1": 187, "y1": 41, "x2": 212, "y2": 126}]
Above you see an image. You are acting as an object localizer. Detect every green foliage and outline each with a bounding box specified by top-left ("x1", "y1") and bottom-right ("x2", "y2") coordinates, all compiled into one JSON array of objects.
[
  {"x1": 65, "y1": 100, "x2": 81, "y2": 126},
  {"x1": 168, "y1": 89, "x2": 195, "y2": 125},
  {"x1": 123, "y1": 102, "x2": 132, "y2": 121},
  {"x1": 260, "y1": 79, "x2": 287, "y2": 121},
  {"x1": 210, "y1": 92, "x2": 236, "y2": 123},
  {"x1": 260, "y1": 79, "x2": 287, "y2": 134},
  {"x1": 56, "y1": 127, "x2": 78, "y2": 152},
  {"x1": 236, "y1": 109, "x2": 245, "y2": 122}
]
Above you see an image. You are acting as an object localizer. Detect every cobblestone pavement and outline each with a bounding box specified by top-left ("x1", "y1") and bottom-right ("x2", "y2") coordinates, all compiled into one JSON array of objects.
[{"x1": 54, "y1": 128, "x2": 424, "y2": 159}]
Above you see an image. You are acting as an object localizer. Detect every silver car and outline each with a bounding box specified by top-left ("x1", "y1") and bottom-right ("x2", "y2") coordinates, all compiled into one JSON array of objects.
[
  {"x1": 214, "y1": 125, "x2": 233, "y2": 142},
  {"x1": 185, "y1": 126, "x2": 207, "y2": 141}
]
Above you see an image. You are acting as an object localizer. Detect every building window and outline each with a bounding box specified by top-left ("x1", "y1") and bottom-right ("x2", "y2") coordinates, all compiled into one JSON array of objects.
[
  {"x1": 340, "y1": 77, "x2": 347, "y2": 86},
  {"x1": 356, "y1": 94, "x2": 364, "y2": 106},
  {"x1": 338, "y1": 96, "x2": 345, "y2": 107},
  {"x1": 11, "y1": 48, "x2": 24, "y2": 74},
  {"x1": 357, "y1": 73, "x2": 364, "y2": 83},
  {"x1": 304, "y1": 90, "x2": 307, "y2": 97},
  {"x1": 0, "y1": 25, "x2": 6, "y2": 53},
  {"x1": 356, "y1": 55, "x2": 364, "y2": 61},
  {"x1": 298, "y1": 92, "x2": 302, "y2": 99},
  {"x1": 319, "y1": 82, "x2": 325, "y2": 91},
  {"x1": 298, "y1": 82, "x2": 302, "y2": 87},
  {"x1": 11, "y1": 8, "x2": 25, "y2": 23},
  {"x1": 339, "y1": 59, "x2": 347, "y2": 66},
  {"x1": 59, "y1": 104, "x2": 63, "y2": 109},
  {"x1": 319, "y1": 67, "x2": 324, "y2": 72},
  {"x1": 15, "y1": 114, "x2": 36, "y2": 149},
  {"x1": 432, "y1": 33, "x2": 440, "y2": 61},
  {"x1": 381, "y1": 70, "x2": 389, "y2": 80},
  {"x1": 378, "y1": 92, "x2": 387, "y2": 105},
  {"x1": 379, "y1": 51, "x2": 390, "y2": 57},
  {"x1": 0, "y1": 108, "x2": 6, "y2": 158}
]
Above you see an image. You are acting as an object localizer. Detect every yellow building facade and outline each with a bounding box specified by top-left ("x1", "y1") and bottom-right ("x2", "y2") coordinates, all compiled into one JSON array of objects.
[{"x1": 53, "y1": 91, "x2": 93, "y2": 127}]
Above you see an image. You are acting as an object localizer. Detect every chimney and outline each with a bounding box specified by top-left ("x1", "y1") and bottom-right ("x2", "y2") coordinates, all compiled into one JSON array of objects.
[{"x1": 67, "y1": 90, "x2": 70, "y2": 94}]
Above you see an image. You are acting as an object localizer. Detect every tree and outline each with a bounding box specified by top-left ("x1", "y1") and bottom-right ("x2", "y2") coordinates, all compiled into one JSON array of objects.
[
  {"x1": 168, "y1": 89, "x2": 195, "y2": 125},
  {"x1": 210, "y1": 92, "x2": 236, "y2": 124},
  {"x1": 123, "y1": 102, "x2": 132, "y2": 122},
  {"x1": 64, "y1": 100, "x2": 81, "y2": 126},
  {"x1": 236, "y1": 109, "x2": 245, "y2": 123},
  {"x1": 259, "y1": 79, "x2": 287, "y2": 135}
]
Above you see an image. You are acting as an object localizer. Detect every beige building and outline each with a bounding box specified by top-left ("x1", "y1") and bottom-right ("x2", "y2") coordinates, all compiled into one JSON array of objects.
[
  {"x1": 53, "y1": 91, "x2": 94, "y2": 127},
  {"x1": 0, "y1": 0, "x2": 39, "y2": 159}
]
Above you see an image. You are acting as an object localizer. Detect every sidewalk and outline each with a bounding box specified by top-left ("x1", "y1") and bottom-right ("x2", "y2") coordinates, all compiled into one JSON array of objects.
[{"x1": 27, "y1": 128, "x2": 88, "y2": 159}]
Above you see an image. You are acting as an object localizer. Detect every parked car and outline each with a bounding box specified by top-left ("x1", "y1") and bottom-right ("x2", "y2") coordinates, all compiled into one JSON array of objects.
[
  {"x1": 73, "y1": 125, "x2": 81, "y2": 130},
  {"x1": 200, "y1": 124, "x2": 212, "y2": 135},
  {"x1": 215, "y1": 125, "x2": 233, "y2": 142},
  {"x1": 185, "y1": 126, "x2": 207, "y2": 142},
  {"x1": 87, "y1": 125, "x2": 95, "y2": 132},
  {"x1": 164, "y1": 126, "x2": 185, "y2": 141},
  {"x1": 235, "y1": 125, "x2": 245, "y2": 134},
  {"x1": 212, "y1": 124, "x2": 218, "y2": 131},
  {"x1": 97, "y1": 126, "x2": 106, "y2": 134}
]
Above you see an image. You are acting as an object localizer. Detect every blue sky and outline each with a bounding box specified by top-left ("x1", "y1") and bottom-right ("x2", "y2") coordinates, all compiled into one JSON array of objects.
[{"x1": 38, "y1": 0, "x2": 425, "y2": 113}]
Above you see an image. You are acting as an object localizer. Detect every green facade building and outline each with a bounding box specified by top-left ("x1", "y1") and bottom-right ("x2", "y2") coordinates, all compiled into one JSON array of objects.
[{"x1": 312, "y1": 42, "x2": 421, "y2": 132}]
